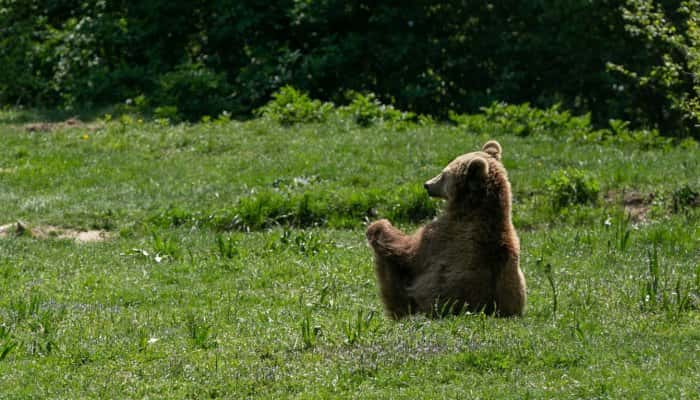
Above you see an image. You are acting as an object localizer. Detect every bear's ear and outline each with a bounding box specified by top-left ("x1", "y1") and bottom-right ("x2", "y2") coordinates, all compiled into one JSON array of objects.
[
  {"x1": 465, "y1": 156, "x2": 489, "y2": 179},
  {"x1": 482, "y1": 140, "x2": 502, "y2": 161}
]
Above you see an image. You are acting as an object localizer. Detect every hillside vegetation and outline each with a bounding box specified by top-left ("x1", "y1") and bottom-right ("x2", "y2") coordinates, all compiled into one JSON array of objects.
[{"x1": 3, "y1": 1, "x2": 700, "y2": 137}]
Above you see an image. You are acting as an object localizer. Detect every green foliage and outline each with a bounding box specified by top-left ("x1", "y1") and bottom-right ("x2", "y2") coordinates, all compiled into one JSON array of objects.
[
  {"x1": 607, "y1": 211, "x2": 633, "y2": 253},
  {"x1": 475, "y1": 103, "x2": 594, "y2": 138},
  {"x1": 155, "y1": 62, "x2": 233, "y2": 122},
  {"x1": 273, "y1": 229, "x2": 329, "y2": 255},
  {"x1": 384, "y1": 185, "x2": 438, "y2": 223},
  {"x1": 151, "y1": 231, "x2": 181, "y2": 261},
  {"x1": 5, "y1": 292, "x2": 59, "y2": 357},
  {"x1": 671, "y1": 184, "x2": 699, "y2": 213},
  {"x1": 338, "y1": 92, "x2": 415, "y2": 127},
  {"x1": 215, "y1": 234, "x2": 239, "y2": 259},
  {"x1": 147, "y1": 183, "x2": 435, "y2": 232},
  {"x1": 153, "y1": 106, "x2": 180, "y2": 122},
  {"x1": 215, "y1": 187, "x2": 437, "y2": 232},
  {"x1": 0, "y1": 3, "x2": 57, "y2": 105},
  {"x1": 0, "y1": 0, "x2": 694, "y2": 136},
  {"x1": 0, "y1": 325, "x2": 18, "y2": 362},
  {"x1": 543, "y1": 263, "x2": 558, "y2": 318},
  {"x1": 342, "y1": 309, "x2": 376, "y2": 346},
  {"x1": 450, "y1": 103, "x2": 675, "y2": 147},
  {"x1": 299, "y1": 311, "x2": 320, "y2": 349},
  {"x1": 609, "y1": 0, "x2": 700, "y2": 138},
  {"x1": 257, "y1": 87, "x2": 417, "y2": 128},
  {"x1": 184, "y1": 312, "x2": 216, "y2": 350},
  {"x1": 546, "y1": 169, "x2": 600, "y2": 210},
  {"x1": 256, "y1": 86, "x2": 333, "y2": 125},
  {"x1": 639, "y1": 245, "x2": 696, "y2": 315},
  {"x1": 602, "y1": 120, "x2": 672, "y2": 149}
]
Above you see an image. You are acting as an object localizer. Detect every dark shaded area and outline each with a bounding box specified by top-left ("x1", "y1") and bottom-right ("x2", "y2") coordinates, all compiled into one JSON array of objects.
[{"x1": 0, "y1": 1, "x2": 695, "y2": 136}]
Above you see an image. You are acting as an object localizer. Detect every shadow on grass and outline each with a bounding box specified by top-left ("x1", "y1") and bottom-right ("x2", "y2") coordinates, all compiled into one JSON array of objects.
[{"x1": 0, "y1": 106, "x2": 116, "y2": 124}]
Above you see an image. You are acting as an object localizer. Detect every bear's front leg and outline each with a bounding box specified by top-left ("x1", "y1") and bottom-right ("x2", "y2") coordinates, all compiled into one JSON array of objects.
[
  {"x1": 366, "y1": 219, "x2": 413, "y2": 262},
  {"x1": 366, "y1": 219, "x2": 417, "y2": 318}
]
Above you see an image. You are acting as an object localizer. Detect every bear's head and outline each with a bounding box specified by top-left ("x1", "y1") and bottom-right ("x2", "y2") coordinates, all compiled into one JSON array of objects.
[{"x1": 424, "y1": 140, "x2": 507, "y2": 212}]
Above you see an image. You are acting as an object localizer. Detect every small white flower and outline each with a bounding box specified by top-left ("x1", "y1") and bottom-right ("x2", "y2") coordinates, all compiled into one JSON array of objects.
[
  {"x1": 604, "y1": 217, "x2": 612, "y2": 227},
  {"x1": 154, "y1": 255, "x2": 163, "y2": 263},
  {"x1": 148, "y1": 337, "x2": 159, "y2": 344},
  {"x1": 133, "y1": 248, "x2": 149, "y2": 257}
]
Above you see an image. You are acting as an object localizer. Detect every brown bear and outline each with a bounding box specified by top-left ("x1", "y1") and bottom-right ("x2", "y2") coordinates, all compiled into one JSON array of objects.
[{"x1": 366, "y1": 140, "x2": 526, "y2": 319}]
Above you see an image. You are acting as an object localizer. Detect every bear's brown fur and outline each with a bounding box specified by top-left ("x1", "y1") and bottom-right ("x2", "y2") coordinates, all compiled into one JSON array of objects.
[{"x1": 366, "y1": 140, "x2": 526, "y2": 318}]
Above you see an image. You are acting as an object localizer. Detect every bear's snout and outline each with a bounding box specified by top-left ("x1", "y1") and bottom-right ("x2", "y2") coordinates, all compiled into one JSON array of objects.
[
  {"x1": 424, "y1": 174, "x2": 444, "y2": 198},
  {"x1": 424, "y1": 181, "x2": 438, "y2": 198},
  {"x1": 423, "y1": 181, "x2": 433, "y2": 196}
]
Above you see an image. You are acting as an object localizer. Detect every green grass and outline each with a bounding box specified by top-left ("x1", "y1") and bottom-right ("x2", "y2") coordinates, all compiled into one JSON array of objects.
[{"x1": 0, "y1": 110, "x2": 698, "y2": 398}]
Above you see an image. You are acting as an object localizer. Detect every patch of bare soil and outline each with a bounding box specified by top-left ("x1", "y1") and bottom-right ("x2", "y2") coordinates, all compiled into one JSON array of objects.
[
  {"x1": 604, "y1": 190, "x2": 655, "y2": 223},
  {"x1": 0, "y1": 221, "x2": 111, "y2": 243},
  {"x1": 23, "y1": 118, "x2": 102, "y2": 133}
]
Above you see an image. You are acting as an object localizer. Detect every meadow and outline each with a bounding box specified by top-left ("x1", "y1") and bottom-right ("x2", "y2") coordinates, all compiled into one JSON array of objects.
[{"x1": 0, "y1": 99, "x2": 698, "y2": 398}]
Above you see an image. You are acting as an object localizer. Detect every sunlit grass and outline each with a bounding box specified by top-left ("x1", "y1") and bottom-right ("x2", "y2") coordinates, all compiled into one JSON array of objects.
[{"x1": 0, "y1": 111, "x2": 698, "y2": 398}]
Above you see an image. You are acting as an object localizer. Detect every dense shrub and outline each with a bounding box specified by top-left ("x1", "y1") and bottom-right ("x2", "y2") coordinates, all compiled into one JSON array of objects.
[
  {"x1": 337, "y1": 92, "x2": 416, "y2": 127},
  {"x1": 256, "y1": 86, "x2": 333, "y2": 125},
  {"x1": 254, "y1": 87, "x2": 690, "y2": 149},
  {"x1": 155, "y1": 62, "x2": 234, "y2": 121},
  {"x1": 450, "y1": 103, "x2": 595, "y2": 138},
  {"x1": 671, "y1": 185, "x2": 699, "y2": 213},
  {"x1": 609, "y1": 0, "x2": 700, "y2": 138},
  {"x1": 546, "y1": 169, "x2": 601, "y2": 210}
]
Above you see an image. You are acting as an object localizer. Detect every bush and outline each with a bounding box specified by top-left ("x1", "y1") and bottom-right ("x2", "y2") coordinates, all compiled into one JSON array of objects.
[
  {"x1": 609, "y1": 0, "x2": 700, "y2": 139},
  {"x1": 338, "y1": 92, "x2": 415, "y2": 127},
  {"x1": 155, "y1": 62, "x2": 233, "y2": 121},
  {"x1": 546, "y1": 169, "x2": 600, "y2": 210},
  {"x1": 466, "y1": 102, "x2": 595, "y2": 138},
  {"x1": 256, "y1": 86, "x2": 333, "y2": 125},
  {"x1": 671, "y1": 185, "x2": 699, "y2": 213}
]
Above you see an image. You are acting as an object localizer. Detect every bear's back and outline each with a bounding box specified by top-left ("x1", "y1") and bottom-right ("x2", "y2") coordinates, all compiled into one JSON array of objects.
[{"x1": 408, "y1": 216, "x2": 516, "y2": 314}]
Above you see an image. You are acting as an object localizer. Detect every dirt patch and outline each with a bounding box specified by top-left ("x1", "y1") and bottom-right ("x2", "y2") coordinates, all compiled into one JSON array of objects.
[
  {"x1": 604, "y1": 190, "x2": 655, "y2": 223},
  {"x1": 0, "y1": 221, "x2": 111, "y2": 243},
  {"x1": 23, "y1": 118, "x2": 102, "y2": 133}
]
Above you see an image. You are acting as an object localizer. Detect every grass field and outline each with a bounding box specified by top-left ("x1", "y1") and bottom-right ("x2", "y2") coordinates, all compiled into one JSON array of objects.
[{"x1": 0, "y1": 106, "x2": 698, "y2": 398}]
